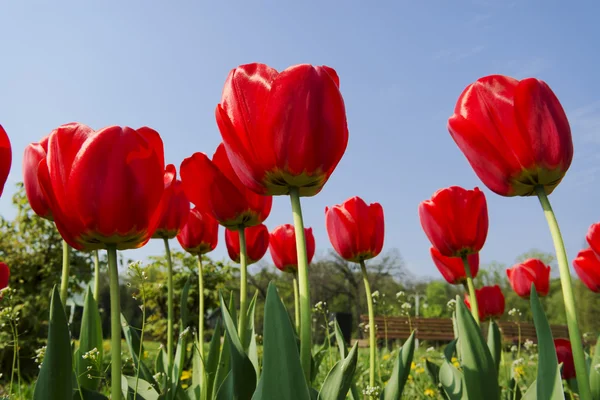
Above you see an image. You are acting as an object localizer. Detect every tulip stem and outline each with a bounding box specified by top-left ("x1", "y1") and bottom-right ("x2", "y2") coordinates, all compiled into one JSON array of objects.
[
  {"x1": 536, "y1": 186, "x2": 591, "y2": 400},
  {"x1": 462, "y1": 255, "x2": 480, "y2": 326},
  {"x1": 293, "y1": 274, "x2": 300, "y2": 334},
  {"x1": 360, "y1": 260, "x2": 377, "y2": 388},
  {"x1": 93, "y1": 250, "x2": 100, "y2": 301},
  {"x1": 163, "y1": 238, "x2": 175, "y2": 372},
  {"x1": 60, "y1": 240, "x2": 70, "y2": 305},
  {"x1": 107, "y1": 245, "x2": 122, "y2": 400},
  {"x1": 289, "y1": 187, "x2": 312, "y2": 383},
  {"x1": 197, "y1": 255, "x2": 205, "y2": 389},
  {"x1": 238, "y1": 226, "x2": 248, "y2": 347}
]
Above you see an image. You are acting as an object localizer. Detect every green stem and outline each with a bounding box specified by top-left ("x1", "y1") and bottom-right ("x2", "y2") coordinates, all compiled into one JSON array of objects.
[
  {"x1": 134, "y1": 269, "x2": 147, "y2": 400},
  {"x1": 360, "y1": 260, "x2": 377, "y2": 388},
  {"x1": 60, "y1": 240, "x2": 70, "y2": 305},
  {"x1": 536, "y1": 186, "x2": 592, "y2": 400},
  {"x1": 93, "y1": 250, "x2": 100, "y2": 301},
  {"x1": 289, "y1": 187, "x2": 312, "y2": 382},
  {"x1": 163, "y1": 238, "x2": 174, "y2": 371},
  {"x1": 107, "y1": 245, "x2": 122, "y2": 400},
  {"x1": 9, "y1": 321, "x2": 16, "y2": 397},
  {"x1": 462, "y1": 255, "x2": 480, "y2": 326},
  {"x1": 293, "y1": 274, "x2": 300, "y2": 334},
  {"x1": 197, "y1": 255, "x2": 205, "y2": 385},
  {"x1": 237, "y1": 226, "x2": 248, "y2": 347}
]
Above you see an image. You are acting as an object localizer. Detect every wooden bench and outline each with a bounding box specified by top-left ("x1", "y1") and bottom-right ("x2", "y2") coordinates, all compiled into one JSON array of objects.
[{"x1": 358, "y1": 315, "x2": 570, "y2": 344}]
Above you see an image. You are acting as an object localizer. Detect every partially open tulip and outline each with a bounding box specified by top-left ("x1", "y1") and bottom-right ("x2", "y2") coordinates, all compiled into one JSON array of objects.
[
  {"x1": 0, "y1": 125, "x2": 12, "y2": 197},
  {"x1": 573, "y1": 248, "x2": 600, "y2": 293},
  {"x1": 23, "y1": 136, "x2": 53, "y2": 220},
  {"x1": 38, "y1": 123, "x2": 165, "y2": 250},
  {"x1": 177, "y1": 207, "x2": 219, "y2": 255},
  {"x1": 419, "y1": 186, "x2": 488, "y2": 257},
  {"x1": 465, "y1": 285, "x2": 505, "y2": 321},
  {"x1": 325, "y1": 196, "x2": 384, "y2": 262},
  {"x1": 430, "y1": 247, "x2": 479, "y2": 285},
  {"x1": 181, "y1": 144, "x2": 272, "y2": 229},
  {"x1": 153, "y1": 165, "x2": 190, "y2": 239},
  {"x1": 555, "y1": 338, "x2": 576, "y2": 379},
  {"x1": 216, "y1": 63, "x2": 349, "y2": 197},
  {"x1": 0, "y1": 262, "x2": 9, "y2": 290},
  {"x1": 586, "y1": 223, "x2": 600, "y2": 258},
  {"x1": 507, "y1": 258, "x2": 551, "y2": 298},
  {"x1": 225, "y1": 224, "x2": 269, "y2": 265},
  {"x1": 448, "y1": 75, "x2": 572, "y2": 197},
  {"x1": 269, "y1": 224, "x2": 316, "y2": 273}
]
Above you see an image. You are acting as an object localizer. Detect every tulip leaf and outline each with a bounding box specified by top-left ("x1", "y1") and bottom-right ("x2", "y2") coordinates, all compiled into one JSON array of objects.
[
  {"x1": 487, "y1": 319, "x2": 502, "y2": 377},
  {"x1": 590, "y1": 333, "x2": 600, "y2": 399},
  {"x1": 76, "y1": 387, "x2": 109, "y2": 400},
  {"x1": 530, "y1": 286, "x2": 565, "y2": 400},
  {"x1": 439, "y1": 360, "x2": 466, "y2": 400},
  {"x1": 522, "y1": 381, "x2": 537, "y2": 400},
  {"x1": 244, "y1": 291, "x2": 260, "y2": 377},
  {"x1": 508, "y1": 378, "x2": 523, "y2": 400},
  {"x1": 425, "y1": 360, "x2": 450, "y2": 400},
  {"x1": 34, "y1": 286, "x2": 72, "y2": 400},
  {"x1": 155, "y1": 348, "x2": 169, "y2": 392},
  {"x1": 204, "y1": 318, "x2": 224, "y2": 400},
  {"x1": 187, "y1": 384, "x2": 200, "y2": 400},
  {"x1": 121, "y1": 375, "x2": 160, "y2": 400},
  {"x1": 252, "y1": 282, "x2": 311, "y2": 400},
  {"x1": 215, "y1": 371, "x2": 234, "y2": 400},
  {"x1": 455, "y1": 296, "x2": 499, "y2": 399},
  {"x1": 333, "y1": 320, "x2": 361, "y2": 400},
  {"x1": 171, "y1": 328, "x2": 191, "y2": 397},
  {"x1": 121, "y1": 313, "x2": 158, "y2": 389},
  {"x1": 77, "y1": 287, "x2": 103, "y2": 391},
  {"x1": 311, "y1": 343, "x2": 329, "y2": 384},
  {"x1": 180, "y1": 276, "x2": 192, "y2": 331},
  {"x1": 219, "y1": 292, "x2": 256, "y2": 399},
  {"x1": 381, "y1": 330, "x2": 416, "y2": 400},
  {"x1": 213, "y1": 328, "x2": 231, "y2": 397},
  {"x1": 318, "y1": 341, "x2": 358, "y2": 400}
]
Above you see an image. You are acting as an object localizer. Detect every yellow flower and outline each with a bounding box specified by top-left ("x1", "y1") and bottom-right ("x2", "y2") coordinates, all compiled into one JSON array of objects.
[
  {"x1": 514, "y1": 366, "x2": 525, "y2": 378},
  {"x1": 451, "y1": 357, "x2": 458, "y2": 363},
  {"x1": 408, "y1": 375, "x2": 414, "y2": 381},
  {"x1": 382, "y1": 354, "x2": 390, "y2": 361},
  {"x1": 180, "y1": 370, "x2": 192, "y2": 381},
  {"x1": 416, "y1": 367, "x2": 425, "y2": 374},
  {"x1": 411, "y1": 362, "x2": 417, "y2": 370},
  {"x1": 451, "y1": 357, "x2": 460, "y2": 368},
  {"x1": 424, "y1": 388, "x2": 436, "y2": 397},
  {"x1": 143, "y1": 350, "x2": 149, "y2": 360},
  {"x1": 182, "y1": 384, "x2": 189, "y2": 389}
]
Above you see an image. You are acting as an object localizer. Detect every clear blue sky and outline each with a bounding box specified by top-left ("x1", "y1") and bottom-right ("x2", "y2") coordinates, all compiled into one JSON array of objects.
[{"x1": 1, "y1": 1, "x2": 599, "y2": 279}]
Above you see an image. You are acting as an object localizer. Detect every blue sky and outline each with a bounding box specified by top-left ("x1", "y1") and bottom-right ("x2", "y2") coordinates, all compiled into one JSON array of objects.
[{"x1": 1, "y1": 1, "x2": 599, "y2": 279}]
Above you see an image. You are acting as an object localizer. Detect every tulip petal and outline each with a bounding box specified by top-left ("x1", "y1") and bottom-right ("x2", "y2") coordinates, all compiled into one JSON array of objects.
[{"x1": 0, "y1": 125, "x2": 12, "y2": 197}]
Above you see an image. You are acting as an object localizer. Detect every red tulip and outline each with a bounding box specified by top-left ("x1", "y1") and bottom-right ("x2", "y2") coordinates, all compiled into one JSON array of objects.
[
  {"x1": 225, "y1": 224, "x2": 269, "y2": 265},
  {"x1": 506, "y1": 258, "x2": 551, "y2": 298},
  {"x1": 555, "y1": 338, "x2": 576, "y2": 379},
  {"x1": 325, "y1": 196, "x2": 384, "y2": 262},
  {"x1": 38, "y1": 123, "x2": 165, "y2": 250},
  {"x1": 0, "y1": 262, "x2": 9, "y2": 290},
  {"x1": 0, "y1": 125, "x2": 12, "y2": 197},
  {"x1": 448, "y1": 75, "x2": 572, "y2": 197},
  {"x1": 430, "y1": 247, "x2": 479, "y2": 285},
  {"x1": 23, "y1": 136, "x2": 53, "y2": 220},
  {"x1": 465, "y1": 285, "x2": 505, "y2": 322},
  {"x1": 216, "y1": 63, "x2": 348, "y2": 197},
  {"x1": 181, "y1": 144, "x2": 272, "y2": 229},
  {"x1": 418, "y1": 186, "x2": 488, "y2": 257},
  {"x1": 586, "y1": 223, "x2": 600, "y2": 258},
  {"x1": 269, "y1": 224, "x2": 316, "y2": 273},
  {"x1": 153, "y1": 165, "x2": 190, "y2": 239},
  {"x1": 573, "y1": 248, "x2": 600, "y2": 293},
  {"x1": 177, "y1": 207, "x2": 219, "y2": 255}
]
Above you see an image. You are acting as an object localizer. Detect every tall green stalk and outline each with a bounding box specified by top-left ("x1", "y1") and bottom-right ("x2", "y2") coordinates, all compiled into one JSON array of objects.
[
  {"x1": 293, "y1": 274, "x2": 300, "y2": 334},
  {"x1": 197, "y1": 255, "x2": 205, "y2": 384},
  {"x1": 60, "y1": 240, "x2": 70, "y2": 305},
  {"x1": 462, "y1": 255, "x2": 480, "y2": 326},
  {"x1": 237, "y1": 227, "x2": 248, "y2": 346},
  {"x1": 536, "y1": 186, "x2": 591, "y2": 400},
  {"x1": 360, "y1": 260, "x2": 377, "y2": 389},
  {"x1": 163, "y1": 238, "x2": 174, "y2": 370},
  {"x1": 289, "y1": 187, "x2": 312, "y2": 382},
  {"x1": 107, "y1": 245, "x2": 122, "y2": 400},
  {"x1": 93, "y1": 250, "x2": 100, "y2": 301}
]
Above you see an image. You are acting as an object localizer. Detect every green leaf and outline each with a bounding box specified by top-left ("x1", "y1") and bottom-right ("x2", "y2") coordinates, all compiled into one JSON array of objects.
[
  {"x1": 507, "y1": 378, "x2": 522, "y2": 400},
  {"x1": 318, "y1": 342, "x2": 359, "y2": 400},
  {"x1": 205, "y1": 318, "x2": 224, "y2": 400},
  {"x1": 171, "y1": 328, "x2": 191, "y2": 397},
  {"x1": 213, "y1": 330, "x2": 231, "y2": 398},
  {"x1": 311, "y1": 344, "x2": 328, "y2": 384},
  {"x1": 34, "y1": 286, "x2": 72, "y2": 400},
  {"x1": 215, "y1": 371, "x2": 234, "y2": 400},
  {"x1": 155, "y1": 348, "x2": 169, "y2": 391},
  {"x1": 530, "y1": 286, "x2": 565, "y2": 400},
  {"x1": 180, "y1": 277, "x2": 192, "y2": 331},
  {"x1": 121, "y1": 375, "x2": 160, "y2": 400},
  {"x1": 381, "y1": 331, "x2": 416, "y2": 400},
  {"x1": 228, "y1": 291, "x2": 238, "y2": 330},
  {"x1": 252, "y1": 282, "x2": 311, "y2": 400},
  {"x1": 245, "y1": 291, "x2": 260, "y2": 377},
  {"x1": 522, "y1": 381, "x2": 537, "y2": 400},
  {"x1": 487, "y1": 320, "x2": 502, "y2": 377},
  {"x1": 439, "y1": 359, "x2": 465, "y2": 400},
  {"x1": 590, "y1": 334, "x2": 600, "y2": 399},
  {"x1": 219, "y1": 292, "x2": 256, "y2": 399},
  {"x1": 456, "y1": 296, "x2": 499, "y2": 399},
  {"x1": 121, "y1": 313, "x2": 158, "y2": 388},
  {"x1": 425, "y1": 360, "x2": 450, "y2": 400},
  {"x1": 76, "y1": 287, "x2": 103, "y2": 391},
  {"x1": 333, "y1": 320, "x2": 360, "y2": 400},
  {"x1": 75, "y1": 387, "x2": 109, "y2": 400},
  {"x1": 187, "y1": 384, "x2": 200, "y2": 400}
]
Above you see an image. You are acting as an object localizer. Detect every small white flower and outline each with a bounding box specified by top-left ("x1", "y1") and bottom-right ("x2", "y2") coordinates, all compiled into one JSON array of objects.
[{"x1": 426, "y1": 347, "x2": 435, "y2": 353}]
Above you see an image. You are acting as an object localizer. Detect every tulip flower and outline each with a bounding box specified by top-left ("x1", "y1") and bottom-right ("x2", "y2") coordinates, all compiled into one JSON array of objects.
[
  {"x1": 586, "y1": 223, "x2": 600, "y2": 258},
  {"x1": 506, "y1": 258, "x2": 551, "y2": 298},
  {"x1": 325, "y1": 196, "x2": 384, "y2": 388},
  {"x1": 555, "y1": 338, "x2": 576, "y2": 380},
  {"x1": 153, "y1": 165, "x2": 190, "y2": 239},
  {"x1": 269, "y1": 224, "x2": 315, "y2": 273},
  {"x1": 38, "y1": 122, "x2": 165, "y2": 400},
  {"x1": 430, "y1": 247, "x2": 479, "y2": 285},
  {"x1": 225, "y1": 224, "x2": 270, "y2": 265},
  {"x1": 23, "y1": 136, "x2": 53, "y2": 220},
  {"x1": 448, "y1": 75, "x2": 572, "y2": 197},
  {"x1": 465, "y1": 285, "x2": 505, "y2": 322},
  {"x1": 0, "y1": 125, "x2": 11, "y2": 197},
  {"x1": 325, "y1": 196, "x2": 384, "y2": 262},
  {"x1": 573, "y1": 248, "x2": 600, "y2": 293},
  {"x1": 0, "y1": 262, "x2": 9, "y2": 291}
]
